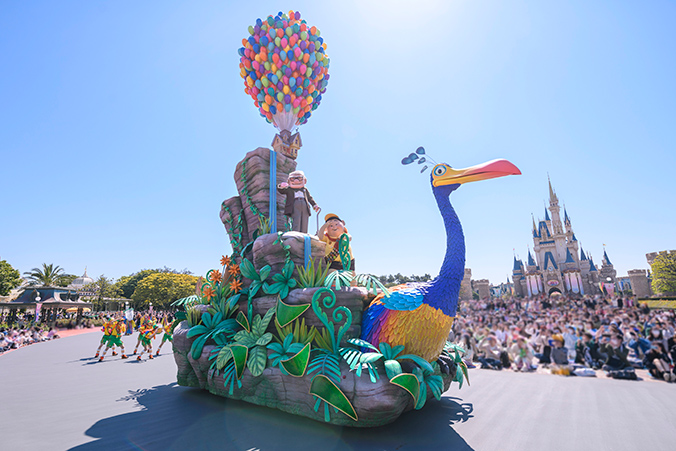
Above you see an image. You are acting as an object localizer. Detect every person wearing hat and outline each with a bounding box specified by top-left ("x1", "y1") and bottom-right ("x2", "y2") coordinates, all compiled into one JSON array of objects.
[
  {"x1": 318, "y1": 213, "x2": 355, "y2": 271},
  {"x1": 277, "y1": 170, "x2": 320, "y2": 234}
]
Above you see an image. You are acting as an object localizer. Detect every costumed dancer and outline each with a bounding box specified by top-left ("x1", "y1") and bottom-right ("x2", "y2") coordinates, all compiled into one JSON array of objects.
[
  {"x1": 132, "y1": 316, "x2": 155, "y2": 355},
  {"x1": 155, "y1": 316, "x2": 174, "y2": 356},
  {"x1": 94, "y1": 316, "x2": 112, "y2": 358},
  {"x1": 317, "y1": 213, "x2": 355, "y2": 271},
  {"x1": 277, "y1": 170, "x2": 321, "y2": 233},
  {"x1": 99, "y1": 318, "x2": 128, "y2": 361},
  {"x1": 137, "y1": 324, "x2": 163, "y2": 361}
]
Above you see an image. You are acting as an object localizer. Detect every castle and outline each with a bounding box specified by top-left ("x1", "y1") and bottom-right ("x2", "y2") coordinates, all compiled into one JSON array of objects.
[{"x1": 512, "y1": 178, "x2": 617, "y2": 297}]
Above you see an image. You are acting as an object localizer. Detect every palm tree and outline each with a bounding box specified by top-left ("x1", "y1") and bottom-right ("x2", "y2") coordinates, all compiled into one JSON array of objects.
[{"x1": 24, "y1": 263, "x2": 65, "y2": 286}]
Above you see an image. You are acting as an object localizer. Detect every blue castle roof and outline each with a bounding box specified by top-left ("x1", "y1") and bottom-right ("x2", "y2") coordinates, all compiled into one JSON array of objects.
[
  {"x1": 513, "y1": 256, "x2": 523, "y2": 272},
  {"x1": 603, "y1": 249, "x2": 612, "y2": 265},
  {"x1": 589, "y1": 258, "x2": 597, "y2": 272},
  {"x1": 580, "y1": 247, "x2": 587, "y2": 261},
  {"x1": 527, "y1": 250, "x2": 536, "y2": 266},
  {"x1": 544, "y1": 251, "x2": 558, "y2": 270},
  {"x1": 545, "y1": 207, "x2": 550, "y2": 221},
  {"x1": 565, "y1": 248, "x2": 575, "y2": 263}
]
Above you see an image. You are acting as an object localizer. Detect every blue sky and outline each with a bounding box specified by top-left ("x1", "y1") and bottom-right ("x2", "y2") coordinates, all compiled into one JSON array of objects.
[{"x1": 1, "y1": 1, "x2": 675, "y2": 285}]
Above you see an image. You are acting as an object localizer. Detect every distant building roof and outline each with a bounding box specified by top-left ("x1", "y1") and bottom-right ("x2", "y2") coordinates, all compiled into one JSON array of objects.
[
  {"x1": 589, "y1": 258, "x2": 598, "y2": 272},
  {"x1": 70, "y1": 268, "x2": 94, "y2": 289},
  {"x1": 603, "y1": 249, "x2": 612, "y2": 266},
  {"x1": 513, "y1": 256, "x2": 523, "y2": 272},
  {"x1": 580, "y1": 247, "x2": 588, "y2": 261}
]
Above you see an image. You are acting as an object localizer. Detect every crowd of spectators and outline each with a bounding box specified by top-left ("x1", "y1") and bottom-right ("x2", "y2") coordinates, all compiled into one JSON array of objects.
[
  {"x1": 0, "y1": 325, "x2": 60, "y2": 353},
  {"x1": 451, "y1": 294, "x2": 676, "y2": 382}
]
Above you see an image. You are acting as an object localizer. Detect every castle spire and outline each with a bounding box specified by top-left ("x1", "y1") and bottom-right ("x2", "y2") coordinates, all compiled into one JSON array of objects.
[
  {"x1": 602, "y1": 246, "x2": 612, "y2": 265},
  {"x1": 548, "y1": 174, "x2": 558, "y2": 204},
  {"x1": 580, "y1": 246, "x2": 587, "y2": 261},
  {"x1": 544, "y1": 202, "x2": 550, "y2": 221}
]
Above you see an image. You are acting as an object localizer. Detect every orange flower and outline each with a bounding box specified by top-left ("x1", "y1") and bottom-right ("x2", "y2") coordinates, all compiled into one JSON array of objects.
[
  {"x1": 230, "y1": 279, "x2": 243, "y2": 294},
  {"x1": 209, "y1": 270, "x2": 222, "y2": 284},
  {"x1": 202, "y1": 285, "x2": 216, "y2": 301},
  {"x1": 229, "y1": 264, "x2": 241, "y2": 277},
  {"x1": 220, "y1": 255, "x2": 231, "y2": 267}
]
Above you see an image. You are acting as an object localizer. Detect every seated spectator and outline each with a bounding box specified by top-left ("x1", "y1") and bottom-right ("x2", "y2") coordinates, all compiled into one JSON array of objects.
[
  {"x1": 509, "y1": 336, "x2": 535, "y2": 372},
  {"x1": 627, "y1": 330, "x2": 651, "y2": 365},
  {"x1": 550, "y1": 334, "x2": 571, "y2": 376},
  {"x1": 600, "y1": 333, "x2": 637, "y2": 380},
  {"x1": 643, "y1": 342, "x2": 675, "y2": 382},
  {"x1": 477, "y1": 335, "x2": 510, "y2": 370},
  {"x1": 576, "y1": 332, "x2": 604, "y2": 369},
  {"x1": 532, "y1": 330, "x2": 552, "y2": 365},
  {"x1": 563, "y1": 326, "x2": 578, "y2": 362},
  {"x1": 456, "y1": 334, "x2": 478, "y2": 368}
]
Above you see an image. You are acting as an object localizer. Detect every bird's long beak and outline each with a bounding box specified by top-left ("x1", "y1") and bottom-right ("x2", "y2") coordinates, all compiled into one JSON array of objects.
[{"x1": 433, "y1": 159, "x2": 521, "y2": 187}]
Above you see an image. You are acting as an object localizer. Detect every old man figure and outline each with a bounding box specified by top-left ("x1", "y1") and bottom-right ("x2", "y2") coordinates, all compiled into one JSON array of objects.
[{"x1": 277, "y1": 170, "x2": 320, "y2": 233}]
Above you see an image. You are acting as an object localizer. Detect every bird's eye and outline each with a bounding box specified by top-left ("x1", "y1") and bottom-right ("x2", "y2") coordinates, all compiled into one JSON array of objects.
[{"x1": 434, "y1": 166, "x2": 447, "y2": 176}]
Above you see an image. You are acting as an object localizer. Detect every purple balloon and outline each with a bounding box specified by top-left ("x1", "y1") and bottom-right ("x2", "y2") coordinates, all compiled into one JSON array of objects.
[
  {"x1": 277, "y1": 81, "x2": 283, "y2": 90},
  {"x1": 300, "y1": 41, "x2": 306, "y2": 50},
  {"x1": 302, "y1": 89, "x2": 308, "y2": 96},
  {"x1": 294, "y1": 11, "x2": 300, "y2": 20},
  {"x1": 285, "y1": 67, "x2": 292, "y2": 77},
  {"x1": 274, "y1": 47, "x2": 281, "y2": 54},
  {"x1": 309, "y1": 43, "x2": 316, "y2": 52},
  {"x1": 325, "y1": 74, "x2": 330, "y2": 80},
  {"x1": 254, "y1": 25, "x2": 261, "y2": 34},
  {"x1": 284, "y1": 94, "x2": 291, "y2": 103}
]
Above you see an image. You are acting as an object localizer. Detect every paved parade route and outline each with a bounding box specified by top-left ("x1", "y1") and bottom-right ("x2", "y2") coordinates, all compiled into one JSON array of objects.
[{"x1": 2, "y1": 332, "x2": 675, "y2": 450}]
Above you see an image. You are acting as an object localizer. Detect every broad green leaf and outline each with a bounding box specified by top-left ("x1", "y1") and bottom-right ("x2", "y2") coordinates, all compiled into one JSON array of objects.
[
  {"x1": 230, "y1": 344, "x2": 248, "y2": 379},
  {"x1": 359, "y1": 353, "x2": 383, "y2": 364},
  {"x1": 276, "y1": 297, "x2": 311, "y2": 328},
  {"x1": 309, "y1": 374, "x2": 357, "y2": 421},
  {"x1": 399, "y1": 354, "x2": 434, "y2": 373},
  {"x1": 239, "y1": 259, "x2": 257, "y2": 280},
  {"x1": 256, "y1": 332, "x2": 273, "y2": 347},
  {"x1": 247, "y1": 346, "x2": 268, "y2": 377},
  {"x1": 347, "y1": 338, "x2": 379, "y2": 352},
  {"x1": 187, "y1": 325, "x2": 208, "y2": 338},
  {"x1": 390, "y1": 373, "x2": 420, "y2": 405},
  {"x1": 257, "y1": 307, "x2": 276, "y2": 335},
  {"x1": 280, "y1": 343, "x2": 311, "y2": 377},
  {"x1": 216, "y1": 345, "x2": 233, "y2": 369},
  {"x1": 259, "y1": 265, "x2": 271, "y2": 282},
  {"x1": 236, "y1": 311, "x2": 250, "y2": 332},
  {"x1": 384, "y1": 360, "x2": 402, "y2": 380}
]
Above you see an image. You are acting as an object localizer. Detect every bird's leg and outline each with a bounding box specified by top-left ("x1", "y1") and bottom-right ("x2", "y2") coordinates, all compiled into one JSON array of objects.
[{"x1": 436, "y1": 353, "x2": 457, "y2": 378}]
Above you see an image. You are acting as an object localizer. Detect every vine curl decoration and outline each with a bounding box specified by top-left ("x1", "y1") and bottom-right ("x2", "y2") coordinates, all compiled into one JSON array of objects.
[{"x1": 311, "y1": 288, "x2": 352, "y2": 353}]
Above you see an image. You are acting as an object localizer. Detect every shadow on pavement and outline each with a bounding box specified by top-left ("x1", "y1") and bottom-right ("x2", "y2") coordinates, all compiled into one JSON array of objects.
[{"x1": 70, "y1": 384, "x2": 475, "y2": 451}]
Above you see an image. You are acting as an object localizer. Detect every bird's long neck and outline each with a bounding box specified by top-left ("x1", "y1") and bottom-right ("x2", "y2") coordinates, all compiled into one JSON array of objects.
[{"x1": 426, "y1": 188, "x2": 465, "y2": 317}]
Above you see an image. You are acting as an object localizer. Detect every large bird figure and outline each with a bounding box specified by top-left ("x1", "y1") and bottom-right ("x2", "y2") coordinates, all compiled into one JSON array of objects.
[{"x1": 361, "y1": 158, "x2": 520, "y2": 363}]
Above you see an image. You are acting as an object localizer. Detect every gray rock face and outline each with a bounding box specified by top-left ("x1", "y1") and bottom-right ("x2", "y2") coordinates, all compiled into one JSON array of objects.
[
  {"x1": 220, "y1": 147, "x2": 297, "y2": 249},
  {"x1": 252, "y1": 232, "x2": 326, "y2": 280}
]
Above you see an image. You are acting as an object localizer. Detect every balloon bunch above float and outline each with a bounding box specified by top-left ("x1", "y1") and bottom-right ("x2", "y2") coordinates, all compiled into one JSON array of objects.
[{"x1": 239, "y1": 10, "x2": 330, "y2": 132}]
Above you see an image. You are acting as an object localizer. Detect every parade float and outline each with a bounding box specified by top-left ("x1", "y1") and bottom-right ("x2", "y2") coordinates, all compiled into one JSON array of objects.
[{"x1": 171, "y1": 10, "x2": 520, "y2": 427}]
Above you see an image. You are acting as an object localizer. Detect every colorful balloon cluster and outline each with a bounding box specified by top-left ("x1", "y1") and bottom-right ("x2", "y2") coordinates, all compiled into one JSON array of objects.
[{"x1": 239, "y1": 10, "x2": 330, "y2": 131}]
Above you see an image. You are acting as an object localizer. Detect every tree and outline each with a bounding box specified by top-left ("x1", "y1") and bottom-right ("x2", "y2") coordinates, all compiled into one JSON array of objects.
[
  {"x1": 651, "y1": 252, "x2": 676, "y2": 295},
  {"x1": 131, "y1": 273, "x2": 198, "y2": 309},
  {"x1": 57, "y1": 274, "x2": 78, "y2": 287},
  {"x1": 83, "y1": 275, "x2": 123, "y2": 308},
  {"x1": 0, "y1": 259, "x2": 22, "y2": 296},
  {"x1": 23, "y1": 263, "x2": 65, "y2": 286},
  {"x1": 114, "y1": 267, "x2": 193, "y2": 299}
]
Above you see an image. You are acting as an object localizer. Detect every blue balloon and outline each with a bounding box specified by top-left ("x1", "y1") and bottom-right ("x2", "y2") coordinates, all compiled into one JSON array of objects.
[
  {"x1": 255, "y1": 80, "x2": 262, "y2": 88},
  {"x1": 270, "y1": 105, "x2": 277, "y2": 114},
  {"x1": 267, "y1": 42, "x2": 275, "y2": 52},
  {"x1": 285, "y1": 104, "x2": 291, "y2": 112},
  {"x1": 256, "y1": 18, "x2": 262, "y2": 26},
  {"x1": 260, "y1": 36, "x2": 269, "y2": 46},
  {"x1": 253, "y1": 43, "x2": 260, "y2": 53},
  {"x1": 416, "y1": 146, "x2": 425, "y2": 155},
  {"x1": 271, "y1": 74, "x2": 279, "y2": 84},
  {"x1": 248, "y1": 36, "x2": 256, "y2": 45},
  {"x1": 289, "y1": 77, "x2": 296, "y2": 87},
  {"x1": 280, "y1": 50, "x2": 287, "y2": 61},
  {"x1": 238, "y1": 47, "x2": 245, "y2": 57}
]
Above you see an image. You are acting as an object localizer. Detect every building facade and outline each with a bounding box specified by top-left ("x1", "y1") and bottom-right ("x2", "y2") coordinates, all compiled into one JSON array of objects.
[{"x1": 512, "y1": 178, "x2": 617, "y2": 298}]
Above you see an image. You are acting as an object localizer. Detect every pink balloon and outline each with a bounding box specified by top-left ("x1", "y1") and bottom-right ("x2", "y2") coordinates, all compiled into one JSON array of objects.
[
  {"x1": 293, "y1": 98, "x2": 301, "y2": 108},
  {"x1": 290, "y1": 61, "x2": 297, "y2": 70},
  {"x1": 282, "y1": 75, "x2": 289, "y2": 85},
  {"x1": 281, "y1": 37, "x2": 288, "y2": 48},
  {"x1": 300, "y1": 64, "x2": 306, "y2": 73}
]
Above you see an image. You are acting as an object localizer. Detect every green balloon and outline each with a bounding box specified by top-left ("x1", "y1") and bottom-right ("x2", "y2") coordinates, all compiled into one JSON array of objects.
[
  {"x1": 277, "y1": 92, "x2": 283, "y2": 102},
  {"x1": 300, "y1": 31, "x2": 307, "y2": 40},
  {"x1": 261, "y1": 77, "x2": 269, "y2": 87},
  {"x1": 316, "y1": 28, "x2": 321, "y2": 37},
  {"x1": 275, "y1": 37, "x2": 281, "y2": 46},
  {"x1": 305, "y1": 67, "x2": 312, "y2": 77},
  {"x1": 285, "y1": 27, "x2": 292, "y2": 37},
  {"x1": 276, "y1": 70, "x2": 283, "y2": 79},
  {"x1": 248, "y1": 25, "x2": 254, "y2": 35}
]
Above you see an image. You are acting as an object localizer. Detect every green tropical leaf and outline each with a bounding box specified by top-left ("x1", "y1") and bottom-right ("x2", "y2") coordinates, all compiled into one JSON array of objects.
[
  {"x1": 280, "y1": 343, "x2": 311, "y2": 377},
  {"x1": 384, "y1": 359, "x2": 403, "y2": 379},
  {"x1": 347, "y1": 338, "x2": 379, "y2": 352},
  {"x1": 187, "y1": 324, "x2": 208, "y2": 338},
  {"x1": 259, "y1": 265, "x2": 271, "y2": 282},
  {"x1": 399, "y1": 354, "x2": 434, "y2": 373},
  {"x1": 239, "y1": 259, "x2": 258, "y2": 280},
  {"x1": 231, "y1": 344, "x2": 248, "y2": 379},
  {"x1": 276, "y1": 297, "x2": 311, "y2": 328},
  {"x1": 190, "y1": 334, "x2": 209, "y2": 360},
  {"x1": 390, "y1": 373, "x2": 420, "y2": 405},
  {"x1": 233, "y1": 330, "x2": 257, "y2": 348},
  {"x1": 309, "y1": 375, "x2": 358, "y2": 421},
  {"x1": 236, "y1": 311, "x2": 250, "y2": 332},
  {"x1": 247, "y1": 346, "x2": 268, "y2": 377},
  {"x1": 256, "y1": 332, "x2": 273, "y2": 347},
  {"x1": 255, "y1": 307, "x2": 276, "y2": 336},
  {"x1": 216, "y1": 345, "x2": 233, "y2": 369}
]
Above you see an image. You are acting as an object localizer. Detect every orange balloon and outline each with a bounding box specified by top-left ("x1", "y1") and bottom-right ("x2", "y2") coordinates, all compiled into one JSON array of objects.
[
  {"x1": 262, "y1": 103, "x2": 270, "y2": 112},
  {"x1": 276, "y1": 102, "x2": 283, "y2": 111},
  {"x1": 310, "y1": 26, "x2": 316, "y2": 35},
  {"x1": 292, "y1": 71, "x2": 299, "y2": 78},
  {"x1": 303, "y1": 53, "x2": 310, "y2": 63},
  {"x1": 265, "y1": 95, "x2": 273, "y2": 104},
  {"x1": 308, "y1": 85, "x2": 316, "y2": 94}
]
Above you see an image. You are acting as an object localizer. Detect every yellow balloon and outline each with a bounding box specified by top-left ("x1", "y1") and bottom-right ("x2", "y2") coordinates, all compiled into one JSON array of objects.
[
  {"x1": 283, "y1": 85, "x2": 290, "y2": 95},
  {"x1": 271, "y1": 63, "x2": 277, "y2": 73},
  {"x1": 246, "y1": 76, "x2": 254, "y2": 87},
  {"x1": 262, "y1": 102, "x2": 270, "y2": 112},
  {"x1": 306, "y1": 96, "x2": 313, "y2": 104}
]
